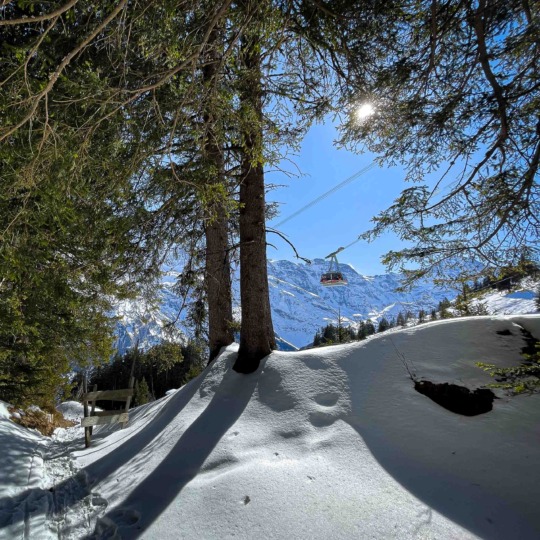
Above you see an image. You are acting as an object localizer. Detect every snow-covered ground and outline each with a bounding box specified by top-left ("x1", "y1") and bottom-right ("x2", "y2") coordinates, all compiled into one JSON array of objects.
[
  {"x1": 473, "y1": 278, "x2": 538, "y2": 315},
  {"x1": 1, "y1": 315, "x2": 539, "y2": 539}
]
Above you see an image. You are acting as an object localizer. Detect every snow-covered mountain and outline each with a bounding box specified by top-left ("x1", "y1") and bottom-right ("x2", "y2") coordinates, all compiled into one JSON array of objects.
[
  {"x1": 266, "y1": 258, "x2": 458, "y2": 347},
  {"x1": 113, "y1": 258, "x2": 460, "y2": 352},
  {"x1": 113, "y1": 280, "x2": 185, "y2": 354}
]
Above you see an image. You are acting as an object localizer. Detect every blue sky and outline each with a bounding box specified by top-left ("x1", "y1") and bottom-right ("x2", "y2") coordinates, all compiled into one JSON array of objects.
[{"x1": 266, "y1": 118, "x2": 411, "y2": 276}]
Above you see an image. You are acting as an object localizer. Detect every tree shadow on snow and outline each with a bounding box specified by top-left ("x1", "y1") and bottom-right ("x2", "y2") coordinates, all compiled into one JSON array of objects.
[
  {"x1": 85, "y1": 356, "x2": 258, "y2": 538},
  {"x1": 0, "y1": 354, "x2": 251, "y2": 538},
  {"x1": 335, "y1": 336, "x2": 540, "y2": 540}
]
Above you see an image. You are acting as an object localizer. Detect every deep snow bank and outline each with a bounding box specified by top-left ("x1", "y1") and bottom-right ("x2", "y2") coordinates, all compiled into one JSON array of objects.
[{"x1": 1, "y1": 315, "x2": 539, "y2": 540}]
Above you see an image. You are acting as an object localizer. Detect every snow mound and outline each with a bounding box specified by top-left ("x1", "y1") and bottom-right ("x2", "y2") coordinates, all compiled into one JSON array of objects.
[
  {"x1": 1, "y1": 315, "x2": 539, "y2": 540},
  {"x1": 56, "y1": 401, "x2": 86, "y2": 422},
  {"x1": 0, "y1": 400, "x2": 11, "y2": 420}
]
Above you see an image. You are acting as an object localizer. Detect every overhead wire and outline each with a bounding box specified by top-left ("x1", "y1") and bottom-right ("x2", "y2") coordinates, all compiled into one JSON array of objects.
[{"x1": 273, "y1": 162, "x2": 377, "y2": 229}]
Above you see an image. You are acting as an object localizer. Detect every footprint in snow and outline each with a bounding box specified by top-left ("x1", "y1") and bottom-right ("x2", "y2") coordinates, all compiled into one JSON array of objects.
[
  {"x1": 108, "y1": 507, "x2": 141, "y2": 527},
  {"x1": 92, "y1": 507, "x2": 141, "y2": 539},
  {"x1": 308, "y1": 411, "x2": 336, "y2": 428},
  {"x1": 312, "y1": 391, "x2": 339, "y2": 407}
]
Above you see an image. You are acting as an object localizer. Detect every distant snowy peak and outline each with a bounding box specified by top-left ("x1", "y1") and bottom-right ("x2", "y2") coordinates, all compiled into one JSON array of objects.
[
  {"x1": 113, "y1": 282, "x2": 185, "y2": 354},
  {"x1": 113, "y1": 259, "x2": 531, "y2": 354},
  {"x1": 266, "y1": 258, "x2": 458, "y2": 347}
]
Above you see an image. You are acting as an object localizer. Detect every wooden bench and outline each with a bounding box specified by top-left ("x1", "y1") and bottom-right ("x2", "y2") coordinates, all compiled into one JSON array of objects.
[{"x1": 81, "y1": 367, "x2": 135, "y2": 448}]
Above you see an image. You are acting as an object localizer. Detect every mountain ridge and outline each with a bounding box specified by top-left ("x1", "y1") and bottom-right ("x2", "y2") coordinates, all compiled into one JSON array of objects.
[{"x1": 114, "y1": 258, "x2": 460, "y2": 352}]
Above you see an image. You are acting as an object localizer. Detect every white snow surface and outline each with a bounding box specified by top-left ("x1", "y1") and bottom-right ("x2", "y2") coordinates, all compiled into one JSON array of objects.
[
  {"x1": 112, "y1": 259, "x2": 464, "y2": 353},
  {"x1": 1, "y1": 315, "x2": 540, "y2": 539},
  {"x1": 0, "y1": 401, "x2": 10, "y2": 420},
  {"x1": 474, "y1": 279, "x2": 538, "y2": 316},
  {"x1": 56, "y1": 401, "x2": 102, "y2": 422}
]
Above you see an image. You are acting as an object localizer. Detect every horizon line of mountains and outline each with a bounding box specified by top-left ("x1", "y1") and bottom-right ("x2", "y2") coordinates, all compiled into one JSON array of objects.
[{"x1": 114, "y1": 258, "x2": 459, "y2": 353}]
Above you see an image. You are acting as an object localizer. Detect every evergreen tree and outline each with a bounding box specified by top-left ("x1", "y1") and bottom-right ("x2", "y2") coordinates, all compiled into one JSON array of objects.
[
  {"x1": 85, "y1": 341, "x2": 202, "y2": 403},
  {"x1": 201, "y1": 21, "x2": 235, "y2": 362},
  {"x1": 133, "y1": 378, "x2": 151, "y2": 407},
  {"x1": 340, "y1": 0, "x2": 540, "y2": 284},
  {"x1": 438, "y1": 298, "x2": 452, "y2": 319},
  {"x1": 378, "y1": 317, "x2": 391, "y2": 333},
  {"x1": 396, "y1": 312, "x2": 406, "y2": 327},
  {"x1": 0, "y1": 0, "x2": 192, "y2": 406},
  {"x1": 418, "y1": 309, "x2": 426, "y2": 324},
  {"x1": 322, "y1": 324, "x2": 338, "y2": 344},
  {"x1": 455, "y1": 282, "x2": 472, "y2": 317},
  {"x1": 357, "y1": 321, "x2": 367, "y2": 341},
  {"x1": 365, "y1": 320, "x2": 376, "y2": 336}
]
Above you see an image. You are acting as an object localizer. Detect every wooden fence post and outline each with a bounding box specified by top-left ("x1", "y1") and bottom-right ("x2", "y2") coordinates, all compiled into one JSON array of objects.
[
  {"x1": 89, "y1": 384, "x2": 97, "y2": 436},
  {"x1": 83, "y1": 374, "x2": 91, "y2": 448},
  {"x1": 80, "y1": 356, "x2": 137, "y2": 446},
  {"x1": 122, "y1": 358, "x2": 136, "y2": 429}
]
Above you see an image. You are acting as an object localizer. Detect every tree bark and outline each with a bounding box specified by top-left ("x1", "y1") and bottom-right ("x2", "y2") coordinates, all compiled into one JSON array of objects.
[
  {"x1": 202, "y1": 26, "x2": 234, "y2": 363},
  {"x1": 233, "y1": 33, "x2": 276, "y2": 374}
]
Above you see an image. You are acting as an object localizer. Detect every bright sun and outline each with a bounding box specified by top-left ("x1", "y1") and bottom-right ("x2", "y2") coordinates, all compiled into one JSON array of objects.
[{"x1": 355, "y1": 103, "x2": 375, "y2": 121}]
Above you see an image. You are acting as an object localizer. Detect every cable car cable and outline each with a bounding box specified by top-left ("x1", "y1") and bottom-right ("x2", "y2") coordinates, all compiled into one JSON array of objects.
[{"x1": 273, "y1": 162, "x2": 377, "y2": 228}]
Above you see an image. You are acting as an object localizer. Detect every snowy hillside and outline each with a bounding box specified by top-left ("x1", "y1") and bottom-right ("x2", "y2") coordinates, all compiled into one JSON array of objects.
[
  {"x1": 113, "y1": 278, "x2": 185, "y2": 353},
  {"x1": 114, "y1": 261, "x2": 539, "y2": 353},
  {"x1": 471, "y1": 277, "x2": 539, "y2": 316},
  {"x1": 1, "y1": 315, "x2": 539, "y2": 539}
]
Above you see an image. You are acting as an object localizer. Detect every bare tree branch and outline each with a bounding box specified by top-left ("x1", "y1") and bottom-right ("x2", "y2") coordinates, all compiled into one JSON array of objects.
[{"x1": 0, "y1": 0, "x2": 78, "y2": 26}]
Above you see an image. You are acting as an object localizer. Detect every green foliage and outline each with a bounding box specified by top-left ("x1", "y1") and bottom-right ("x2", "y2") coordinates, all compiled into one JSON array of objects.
[
  {"x1": 133, "y1": 378, "x2": 151, "y2": 407},
  {"x1": 313, "y1": 329, "x2": 323, "y2": 347},
  {"x1": 455, "y1": 286, "x2": 472, "y2": 317},
  {"x1": 0, "y1": 2, "x2": 171, "y2": 406},
  {"x1": 338, "y1": 0, "x2": 540, "y2": 284},
  {"x1": 477, "y1": 343, "x2": 540, "y2": 395},
  {"x1": 377, "y1": 317, "x2": 391, "y2": 333},
  {"x1": 313, "y1": 321, "x2": 355, "y2": 347},
  {"x1": 85, "y1": 341, "x2": 204, "y2": 405},
  {"x1": 438, "y1": 298, "x2": 452, "y2": 319}
]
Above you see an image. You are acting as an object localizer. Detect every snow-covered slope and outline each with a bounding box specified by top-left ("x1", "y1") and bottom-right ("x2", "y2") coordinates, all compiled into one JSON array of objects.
[
  {"x1": 472, "y1": 277, "x2": 539, "y2": 316},
  {"x1": 1, "y1": 315, "x2": 539, "y2": 539}
]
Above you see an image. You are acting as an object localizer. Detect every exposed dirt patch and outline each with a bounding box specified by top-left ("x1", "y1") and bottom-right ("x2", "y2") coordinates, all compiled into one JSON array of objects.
[
  {"x1": 8, "y1": 406, "x2": 77, "y2": 436},
  {"x1": 496, "y1": 329, "x2": 513, "y2": 336},
  {"x1": 414, "y1": 380, "x2": 495, "y2": 416}
]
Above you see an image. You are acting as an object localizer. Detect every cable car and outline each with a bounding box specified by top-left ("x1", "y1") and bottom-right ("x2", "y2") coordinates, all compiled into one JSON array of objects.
[{"x1": 320, "y1": 248, "x2": 348, "y2": 287}]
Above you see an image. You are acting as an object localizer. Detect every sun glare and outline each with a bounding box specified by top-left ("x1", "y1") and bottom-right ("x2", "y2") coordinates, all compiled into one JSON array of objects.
[{"x1": 355, "y1": 103, "x2": 375, "y2": 121}]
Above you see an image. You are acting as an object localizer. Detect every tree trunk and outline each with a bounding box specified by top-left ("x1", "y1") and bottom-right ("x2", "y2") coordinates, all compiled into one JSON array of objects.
[
  {"x1": 202, "y1": 26, "x2": 234, "y2": 363},
  {"x1": 233, "y1": 33, "x2": 276, "y2": 374}
]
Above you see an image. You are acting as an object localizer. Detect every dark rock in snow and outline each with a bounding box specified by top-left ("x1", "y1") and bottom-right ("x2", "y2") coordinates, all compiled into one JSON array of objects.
[
  {"x1": 496, "y1": 329, "x2": 513, "y2": 336},
  {"x1": 414, "y1": 380, "x2": 495, "y2": 416}
]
